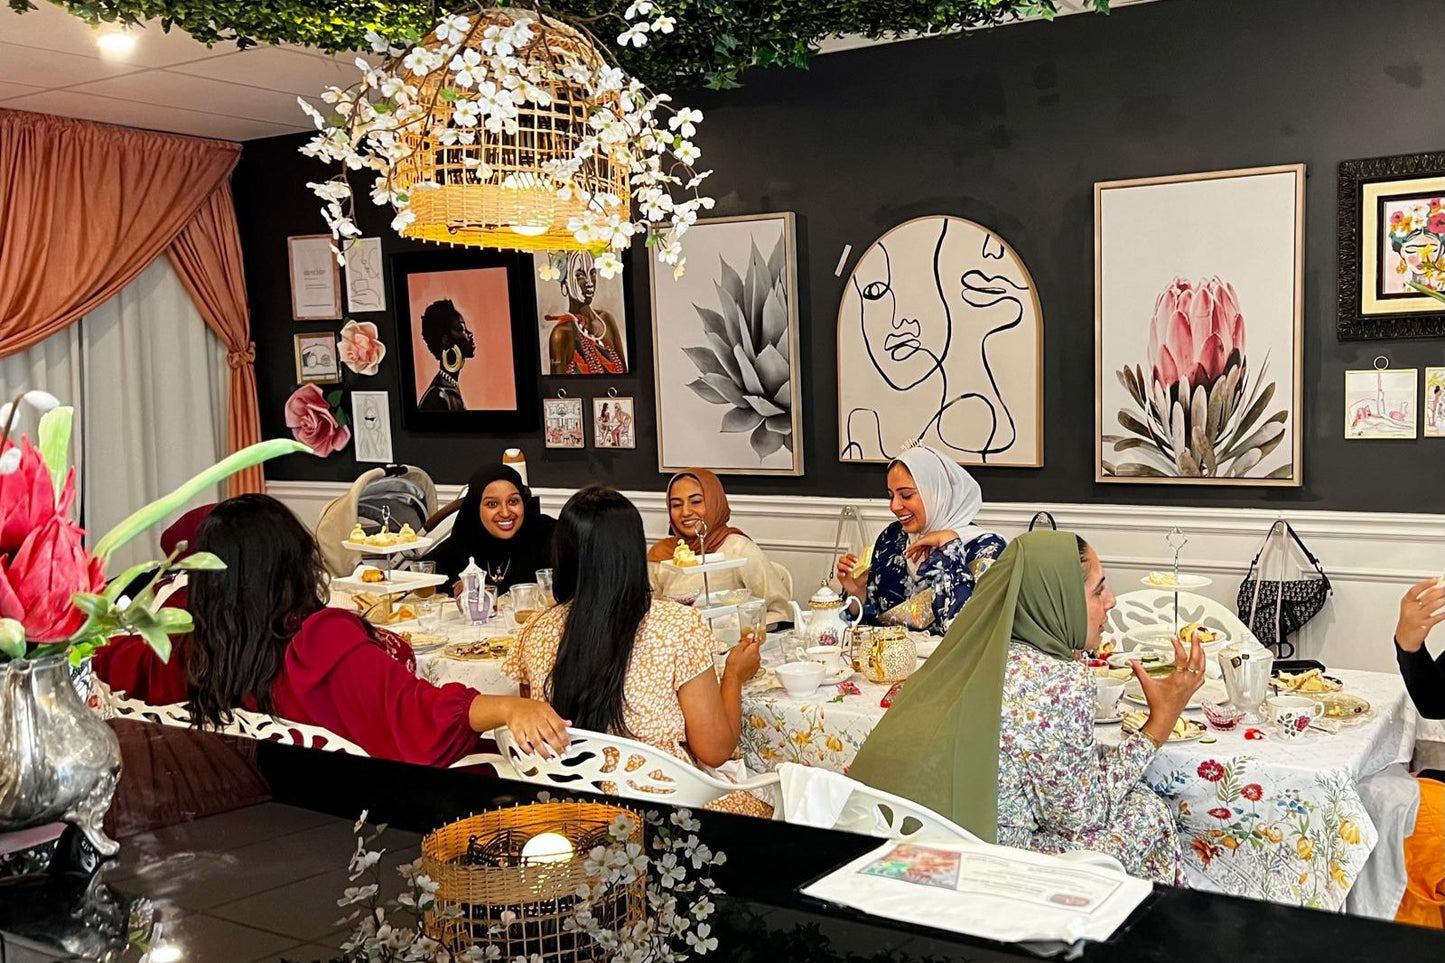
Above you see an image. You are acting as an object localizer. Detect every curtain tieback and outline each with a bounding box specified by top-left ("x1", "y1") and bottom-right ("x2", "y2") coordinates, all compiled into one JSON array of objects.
[{"x1": 227, "y1": 343, "x2": 257, "y2": 369}]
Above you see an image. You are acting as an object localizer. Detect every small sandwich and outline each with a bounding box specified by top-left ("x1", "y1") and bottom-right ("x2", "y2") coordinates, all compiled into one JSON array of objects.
[{"x1": 849, "y1": 544, "x2": 875, "y2": 579}]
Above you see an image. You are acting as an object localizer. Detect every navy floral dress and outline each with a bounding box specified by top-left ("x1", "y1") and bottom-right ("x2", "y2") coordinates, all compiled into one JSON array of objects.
[{"x1": 862, "y1": 523, "x2": 1007, "y2": 636}]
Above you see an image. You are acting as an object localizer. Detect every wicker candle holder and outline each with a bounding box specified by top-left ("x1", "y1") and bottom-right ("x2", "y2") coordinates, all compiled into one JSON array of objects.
[{"x1": 421, "y1": 801, "x2": 645, "y2": 960}]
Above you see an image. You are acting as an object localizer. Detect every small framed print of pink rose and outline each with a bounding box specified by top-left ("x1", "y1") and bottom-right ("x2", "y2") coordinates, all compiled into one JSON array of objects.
[
  {"x1": 339, "y1": 319, "x2": 387, "y2": 376},
  {"x1": 286, "y1": 383, "x2": 350, "y2": 456}
]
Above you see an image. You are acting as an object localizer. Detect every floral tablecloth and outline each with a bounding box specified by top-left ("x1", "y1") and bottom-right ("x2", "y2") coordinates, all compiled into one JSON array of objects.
[
  {"x1": 742, "y1": 658, "x2": 1415, "y2": 911},
  {"x1": 1096, "y1": 668, "x2": 1414, "y2": 909}
]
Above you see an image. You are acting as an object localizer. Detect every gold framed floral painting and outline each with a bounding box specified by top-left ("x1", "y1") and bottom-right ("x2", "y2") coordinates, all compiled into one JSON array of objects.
[
  {"x1": 1095, "y1": 165, "x2": 1305, "y2": 486},
  {"x1": 1338, "y1": 151, "x2": 1445, "y2": 340}
]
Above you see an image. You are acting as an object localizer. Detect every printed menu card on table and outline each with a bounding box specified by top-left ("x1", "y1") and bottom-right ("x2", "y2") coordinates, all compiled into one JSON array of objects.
[{"x1": 802, "y1": 840, "x2": 1151, "y2": 947}]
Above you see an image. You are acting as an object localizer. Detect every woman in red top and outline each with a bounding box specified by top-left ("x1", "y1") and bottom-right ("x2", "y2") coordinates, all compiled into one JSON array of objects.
[{"x1": 103, "y1": 495, "x2": 569, "y2": 766}]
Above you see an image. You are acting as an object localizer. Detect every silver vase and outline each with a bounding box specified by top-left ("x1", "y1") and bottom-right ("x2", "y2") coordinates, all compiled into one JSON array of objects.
[{"x1": 0, "y1": 655, "x2": 121, "y2": 857}]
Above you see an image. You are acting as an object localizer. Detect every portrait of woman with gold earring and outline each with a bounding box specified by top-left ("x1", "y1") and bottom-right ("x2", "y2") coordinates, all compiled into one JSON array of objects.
[{"x1": 417, "y1": 298, "x2": 476, "y2": 413}]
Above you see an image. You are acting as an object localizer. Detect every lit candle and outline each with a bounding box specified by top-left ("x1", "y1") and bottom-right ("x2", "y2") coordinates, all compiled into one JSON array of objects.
[{"x1": 520, "y1": 831, "x2": 574, "y2": 864}]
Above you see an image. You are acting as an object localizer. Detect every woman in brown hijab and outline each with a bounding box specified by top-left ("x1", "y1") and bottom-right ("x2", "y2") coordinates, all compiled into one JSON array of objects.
[{"x1": 648, "y1": 468, "x2": 791, "y2": 626}]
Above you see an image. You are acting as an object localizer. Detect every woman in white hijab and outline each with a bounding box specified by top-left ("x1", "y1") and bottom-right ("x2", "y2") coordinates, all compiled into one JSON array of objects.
[{"x1": 836, "y1": 445, "x2": 1008, "y2": 636}]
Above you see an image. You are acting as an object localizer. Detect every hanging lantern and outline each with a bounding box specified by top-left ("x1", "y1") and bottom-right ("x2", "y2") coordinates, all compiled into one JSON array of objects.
[
  {"x1": 393, "y1": 8, "x2": 629, "y2": 252},
  {"x1": 302, "y1": 3, "x2": 713, "y2": 276}
]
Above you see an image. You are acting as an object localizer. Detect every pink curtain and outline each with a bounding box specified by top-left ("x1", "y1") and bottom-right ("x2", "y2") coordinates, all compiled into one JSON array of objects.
[
  {"x1": 0, "y1": 109, "x2": 264, "y2": 492},
  {"x1": 167, "y1": 184, "x2": 263, "y2": 496}
]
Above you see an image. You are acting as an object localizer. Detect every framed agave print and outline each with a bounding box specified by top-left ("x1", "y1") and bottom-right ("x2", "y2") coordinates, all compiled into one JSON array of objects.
[
  {"x1": 1337, "y1": 151, "x2": 1445, "y2": 340},
  {"x1": 649, "y1": 212, "x2": 803, "y2": 475},
  {"x1": 1095, "y1": 165, "x2": 1305, "y2": 486}
]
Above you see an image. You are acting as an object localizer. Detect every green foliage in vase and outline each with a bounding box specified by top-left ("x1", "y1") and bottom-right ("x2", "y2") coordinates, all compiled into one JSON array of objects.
[{"x1": 7, "y1": 0, "x2": 1109, "y2": 90}]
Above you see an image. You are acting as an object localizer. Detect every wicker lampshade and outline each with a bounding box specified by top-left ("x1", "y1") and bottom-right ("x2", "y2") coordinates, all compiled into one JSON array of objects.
[
  {"x1": 393, "y1": 7, "x2": 630, "y2": 253},
  {"x1": 421, "y1": 801, "x2": 646, "y2": 960}
]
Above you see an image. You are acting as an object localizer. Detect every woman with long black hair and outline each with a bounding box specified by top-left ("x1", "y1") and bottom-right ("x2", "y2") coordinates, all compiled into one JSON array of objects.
[
  {"x1": 504, "y1": 486, "x2": 770, "y2": 815},
  {"x1": 103, "y1": 494, "x2": 570, "y2": 764}
]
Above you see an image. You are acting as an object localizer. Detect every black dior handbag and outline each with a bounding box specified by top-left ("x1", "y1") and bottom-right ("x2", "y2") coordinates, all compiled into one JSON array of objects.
[
  {"x1": 1028, "y1": 511, "x2": 1057, "y2": 532},
  {"x1": 1236, "y1": 520, "x2": 1332, "y2": 659}
]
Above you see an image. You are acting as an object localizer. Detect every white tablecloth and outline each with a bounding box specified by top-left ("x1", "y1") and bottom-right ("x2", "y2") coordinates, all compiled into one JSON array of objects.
[
  {"x1": 740, "y1": 652, "x2": 1416, "y2": 911},
  {"x1": 329, "y1": 591, "x2": 520, "y2": 696}
]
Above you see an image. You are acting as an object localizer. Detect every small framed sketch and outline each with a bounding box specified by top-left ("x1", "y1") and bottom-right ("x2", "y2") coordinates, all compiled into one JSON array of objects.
[
  {"x1": 1425, "y1": 368, "x2": 1445, "y2": 437},
  {"x1": 351, "y1": 391, "x2": 394, "y2": 463},
  {"x1": 294, "y1": 333, "x2": 341, "y2": 384},
  {"x1": 1345, "y1": 365, "x2": 1417, "y2": 439},
  {"x1": 288, "y1": 235, "x2": 342, "y2": 320},
  {"x1": 593, "y1": 395, "x2": 636, "y2": 449},
  {"x1": 344, "y1": 237, "x2": 387, "y2": 313},
  {"x1": 543, "y1": 395, "x2": 585, "y2": 449}
]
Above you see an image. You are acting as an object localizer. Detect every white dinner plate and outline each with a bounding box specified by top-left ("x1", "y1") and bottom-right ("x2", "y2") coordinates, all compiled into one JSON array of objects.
[{"x1": 1123, "y1": 677, "x2": 1226, "y2": 710}]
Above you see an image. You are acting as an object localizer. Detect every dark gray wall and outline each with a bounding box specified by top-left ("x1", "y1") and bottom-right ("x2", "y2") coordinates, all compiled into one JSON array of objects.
[{"x1": 235, "y1": 0, "x2": 1445, "y2": 509}]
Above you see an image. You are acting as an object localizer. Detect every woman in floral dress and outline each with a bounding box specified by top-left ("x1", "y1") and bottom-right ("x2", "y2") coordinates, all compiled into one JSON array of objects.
[
  {"x1": 506, "y1": 486, "x2": 771, "y2": 817},
  {"x1": 835, "y1": 445, "x2": 1006, "y2": 636},
  {"x1": 850, "y1": 531, "x2": 1205, "y2": 884}
]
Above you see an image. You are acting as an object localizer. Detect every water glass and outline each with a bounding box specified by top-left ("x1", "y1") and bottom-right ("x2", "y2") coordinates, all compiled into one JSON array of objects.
[
  {"x1": 416, "y1": 596, "x2": 444, "y2": 632},
  {"x1": 535, "y1": 568, "x2": 555, "y2": 607},
  {"x1": 411, "y1": 561, "x2": 437, "y2": 599},
  {"x1": 510, "y1": 583, "x2": 543, "y2": 627},
  {"x1": 739, "y1": 599, "x2": 767, "y2": 647}
]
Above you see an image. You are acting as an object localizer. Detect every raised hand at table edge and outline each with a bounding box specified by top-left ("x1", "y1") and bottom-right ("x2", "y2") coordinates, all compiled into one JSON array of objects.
[
  {"x1": 722, "y1": 637, "x2": 761, "y2": 684},
  {"x1": 1395, "y1": 578, "x2": 1445, "y2": 653},
  {"x1": 835, "y1": 553, "x2": 864, "y2": 600},
  {"x1": 1132, "y1": 635, "x2": 1205, "y2": 748}
]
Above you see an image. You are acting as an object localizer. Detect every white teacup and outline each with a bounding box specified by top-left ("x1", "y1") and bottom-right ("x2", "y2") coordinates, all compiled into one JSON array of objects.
[
  {"x1": 1266, "y1": 695, "x2": 1323, "y2": 739},
  {"x1": 1094, "y1": 677, "x2": 1128, "y2": 719},
  {"x1": 804, "y1": 645, "x2": 850, "y2": 677},
  {"x1": 775, "y1": 661, "x2": 827, "y2": 698}
]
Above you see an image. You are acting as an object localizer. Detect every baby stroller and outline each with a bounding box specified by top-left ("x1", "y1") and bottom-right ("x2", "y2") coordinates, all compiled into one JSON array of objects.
[{"x1": 316, "y1": 465, "x2": 439, "y2": 576}]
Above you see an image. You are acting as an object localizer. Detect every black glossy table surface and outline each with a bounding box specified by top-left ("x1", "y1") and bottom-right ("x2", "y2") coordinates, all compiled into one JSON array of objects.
[{"x1": 2, "y1": 723, "x2": 1443, "y2": 962}]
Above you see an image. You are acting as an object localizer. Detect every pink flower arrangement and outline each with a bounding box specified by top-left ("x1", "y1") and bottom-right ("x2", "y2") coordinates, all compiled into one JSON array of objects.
[
  {"x1": 286, "y1": 384, "x2": 351, "y2": 456},
  {"x1": 339, "y1": 320, "x2": 386, "y2": 376},
  {"x1": 0, "y1": 390, "x2": 309, "y2": 661},
  {"x1": 0, "y1": 441, "x2": 105, "y2": 642},
  {"x1": 1147, "y1": 277, "x2": 1245, "y2": 392}
]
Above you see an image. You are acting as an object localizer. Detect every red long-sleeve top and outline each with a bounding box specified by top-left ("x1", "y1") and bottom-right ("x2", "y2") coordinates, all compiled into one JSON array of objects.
[{"x1": 95, "y1": 607, "x2": 482, "y2": 767}]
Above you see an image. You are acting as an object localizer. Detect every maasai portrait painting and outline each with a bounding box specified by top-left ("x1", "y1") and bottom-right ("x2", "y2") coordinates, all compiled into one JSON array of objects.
[
  {"x1": 533, "y1": 250, "x2": 629, "y2": 376},
  {"x1": 836, "y1": 216, "x2": 1042, "y2": 468},
  {"x1": 392, "y1": 250, "x2": 539, "y2": 432},
  {"x1": 1095, "y1": 165, "x2": 1305, "y2": 486}
]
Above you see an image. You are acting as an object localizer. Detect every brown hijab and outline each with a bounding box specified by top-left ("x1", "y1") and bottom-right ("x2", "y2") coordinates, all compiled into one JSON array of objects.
[{"x1": 648, "y1": 468, "x2": 748, "y2": 562}]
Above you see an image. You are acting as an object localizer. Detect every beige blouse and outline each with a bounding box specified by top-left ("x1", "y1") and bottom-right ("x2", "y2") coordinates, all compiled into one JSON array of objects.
[
  {"x1": 648, "y1": 532, "x2": 791, "y2": 626},
  {"x1": 503, "y1": 599, "x2": 715, "y2": 761}
]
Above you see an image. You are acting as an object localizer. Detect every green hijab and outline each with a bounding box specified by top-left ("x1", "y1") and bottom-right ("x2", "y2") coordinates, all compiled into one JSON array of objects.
[{"x1": 848, "y1": 530, "x2": 1088, "y2": 842}]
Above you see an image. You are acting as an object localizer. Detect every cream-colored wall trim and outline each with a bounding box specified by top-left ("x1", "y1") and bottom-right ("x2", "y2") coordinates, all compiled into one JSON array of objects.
[{"x1": 267, "y1": 479, "x2": 1441, "y2": 676}]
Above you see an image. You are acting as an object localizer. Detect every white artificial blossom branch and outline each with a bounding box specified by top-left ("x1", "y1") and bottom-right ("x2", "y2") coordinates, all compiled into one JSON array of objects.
[{"x1": 300, "y1": 1, "x2": 713, "y2": 280}]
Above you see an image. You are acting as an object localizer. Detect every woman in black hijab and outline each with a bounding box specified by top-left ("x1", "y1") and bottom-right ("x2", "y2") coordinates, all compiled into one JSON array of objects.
[{"x1": 426, "y1": 464, "x2": 556, "y2": 593}]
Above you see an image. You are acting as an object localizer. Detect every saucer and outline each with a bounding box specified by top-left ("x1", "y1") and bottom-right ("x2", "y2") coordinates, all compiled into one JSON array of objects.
[{"x1": 1094, "y1": 712, "x2": 1124, "y2": 725}]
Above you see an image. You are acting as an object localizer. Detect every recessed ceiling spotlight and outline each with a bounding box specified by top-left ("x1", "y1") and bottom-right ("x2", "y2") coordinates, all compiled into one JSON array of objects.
[{"x1": 95, "y1": 29, "x2": 138, "y2": 58}]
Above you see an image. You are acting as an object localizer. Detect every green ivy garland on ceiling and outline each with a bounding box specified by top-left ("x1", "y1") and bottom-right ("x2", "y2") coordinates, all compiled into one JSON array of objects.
[{"x1": 8, "y1": 0, "x2": 1109, "y2": 89}]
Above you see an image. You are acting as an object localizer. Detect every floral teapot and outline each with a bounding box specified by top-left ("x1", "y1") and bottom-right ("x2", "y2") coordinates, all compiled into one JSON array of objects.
[{"x1": 789, "y1": 582, "x2": 863, "y2": 649}]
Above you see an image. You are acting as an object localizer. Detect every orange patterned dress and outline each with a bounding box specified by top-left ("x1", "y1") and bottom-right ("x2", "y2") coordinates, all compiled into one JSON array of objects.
[{"x1": 504, "y1": 600, "x2": 770, "y2": 817}]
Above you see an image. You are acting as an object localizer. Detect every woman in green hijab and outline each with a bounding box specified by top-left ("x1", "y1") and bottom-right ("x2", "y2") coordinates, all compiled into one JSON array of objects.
[{"x1": 849, "y1": 530, "x2": 1205, "y2": 884}]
